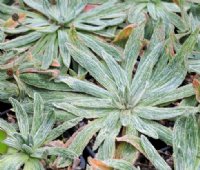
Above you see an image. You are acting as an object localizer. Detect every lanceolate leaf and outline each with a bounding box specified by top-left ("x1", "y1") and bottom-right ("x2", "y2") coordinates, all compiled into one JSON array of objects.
[
  {"x1": 122, "y1": 23, "x2": 144, "y2": 81},
  {"x1": 141, "y1": 135, "x2": 171, "y2": 170},
  {"x1": 139, "y1": 84, "x2": 195, "y2": 106},
  {"x1": 24, "y1": 159, "x2": 44, "y2": 170},
  {"x1": 57, "y1": 119, "x2": 103, "y2": 168},
  {"x1": 20, "y1": 73, "x2": 71, "y2": 91},
  {"x1": 89, "y1": 158, "x2": 138, "y2": 170},
  {"x1": 134, "y1": 106, "x2": 199, "y2": 120},
  {"x1": 96, "y1": 122, "x2": 121, "y2": 160},
  {"x1": 0, "y1": 119, "x2": 16, "y2": 135},
  {"x1": 0, "y1": 32, "x2": 43, "y2": 50},
  {"x1": 175, "y1": 29, "x2": 199, "y2": 63},
  {"x1": 46, "y1": 117, "x2": 82, "y2": 142},
  {"x1": 9, "y1": 98, "x2": 30, "y2": 137},
  {"x1": 31, "y1": 93, "x2": 44, "y2": 135},
  {"x1": 57, "y1": 76, "x2": 111, "y2": 98},
  {"x1": 131, "y1": 116, "x2": 158, "y2": 139},
  {"x1": 67, "y1": 119, "x2": 103, "y2": 156},
  {"x1": 115, "y1": 135, "x2": 171, "y2": 170},
  {"x1": 66, "y1": 43, "x2": 118, "y2": 94},
  {"x1": 33, "y1": 110, "x2": 55, "y2": 147},
  {"x1": 173, "y1": 115, "x2": 199, "y2": 170},
  {"x1": 0, "y1": 153, "x2": 29, "y2": 170}
]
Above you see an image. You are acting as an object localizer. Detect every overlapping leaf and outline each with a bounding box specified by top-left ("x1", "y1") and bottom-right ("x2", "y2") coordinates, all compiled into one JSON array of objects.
[
  {"x1": 36, "y1": 22, "x2": 200, "y2": 168},
  {"x1": 0, "y1": 1, "x2": 127, "y2": 69},
  {"x1": 0, "y1": 93, "x2": 79, "y2": 170}
]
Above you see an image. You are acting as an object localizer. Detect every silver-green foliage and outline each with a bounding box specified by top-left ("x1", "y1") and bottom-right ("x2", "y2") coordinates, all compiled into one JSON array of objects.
[
  {"x1": 0, "y1": 0, "x2": 127, "y2": 69},
  {"x1": 38, "y1": 23, "x2": 199, "y2": 168},
  {"x1": 0, "y1": 93, "x2": 80, "y2": 170},
  {"x1": 127, "y1": 0, "x2": 186, "y2": 32}
]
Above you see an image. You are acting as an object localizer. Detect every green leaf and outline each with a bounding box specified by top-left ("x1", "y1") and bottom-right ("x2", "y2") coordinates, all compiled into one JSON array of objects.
[
  {"x1": 79, "y1": 33, "x2": 123, "y2": 62},
  {"x1": 9, "y1": 98, "x2": 29, "y2": 137},
  {"x1": 20, "y1": 73, "x2": 71, "y2": 91},
  {"x1": 66, "y1": 43, "x2": 118, "y2": 94},
  {"x1": 131, "y1": 116, "x2": 158, "y2": 139},
  {"x1": 46, "y1": 117, "x2": 82, "y2": 142},
  {"x1": 93, "y1": 111, "x2": 120, "y2": 150},
  {"x1": 176, "y1": 29, "x2": 199, "y2": 63},
  {"x1": 74, "y1": 1, "x2": 127, "y2": 31},
  {"x1": 129, "y1": 43, "x2": 163, "y2": 106},
  {"x1": 41, "y1": 33, "x2": 57, "y2": 69},
  {"x1": 0, "y1": 32, "x2": 42, "y2": 50},
  {"x1": 45, "y1": 147, "x2": 78, "y2": 160},
  {"x1": 173, "y1": 115, "x2": 199, "y2": 170},
  {"x1": 115, "y1": 124, "x2": 139, "y2": 163},
  {"x1": 0, "y1": 129, "x2": 7, "y2": 140},
  {"x1": 68, "y1": 119, "x2": 103, "y2": 156},
  {"x1": 159, "y1": 6, "x2": 186, "y2": 31},
  {"x1": 54, "y1": 97, "x2": 114, "y2": 109},
  {"x1": 0, "y1": 81, "x2": 19, "y2": 102},
  {"x1": 101, "y1": 50, "x2": 129, "y2": 95},
  {"x1": 58, "y1": 30, "x2": 71, "y2": 68},
  {"x1": 3, "y1": 137, "x2": 21, "y2": 150},
  {"x1": 134, "y1": 106, "x2": 199, "y2": 120},
  {"x1": 0, "y1": 153, "x2": 29, "y2": 170},
  {"x1": 139, "y1": 120, "x2": 172, "y2": 145},
  {"x1": 31, "y1": 93, "x2": 44, "y2": 135},
  {"x1": 24, "y1": 159, "x2": 44, "y2": 170},
  {"x1": 33, "y1": 110, "x2": 55, "y2": 147},
  {"x1": 57, "y1": 76, "x2": 111, "y2": 98},
  {"x1": 140, "y1": 84, "x2": 195, "y2": 106},
  {"x1": 54, "y1": 102, "x2": 106, "y2": 118},
  {"x1": 96, "y1": 121, "x2": 121, "y2": 160},
  {"x1": 122, "y1": 23, "x2": 144, "y2": 81},
  {"x1": 0, "y1": 119, "x2": 16, "y2": 135},
  {"x1": 141, "y1": 135, "x2": 171, "y2": 170},
  {"x1": 0, "y1": 130, "x2": 8, "y2": 154}
]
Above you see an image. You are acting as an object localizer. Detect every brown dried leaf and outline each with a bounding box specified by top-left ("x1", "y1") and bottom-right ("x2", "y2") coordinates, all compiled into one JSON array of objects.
[
  {"x1": 116, "y1": 135, "x2": 145, "y2": 155},
  {"x1": 20, "y1": 69, "x2": 60, "y2": 78},
  {"x1": 84, "y1": 4, "x2": 99, "y2": 12},
  {"x1": 193, "y1": 78, "x2": 200, "y2": 102},
  {"x1": 88, "y1": 157, "x2": 112, "y2": 170},
  {"x1": 4, "y1": 13, "x2": 26, "y2": 28},
  {"x1": 113, "y1": 24, "x2": 136, "y2": 44},
  {"x1": 51, "y1": 59, "x2": 61, "y2": 67},
  {"x1": 47, "y1": 140, "x2": 68, "y2": 148},
  {"x1": 172, "y1": 0, "x2": 179, "y2": 5}
]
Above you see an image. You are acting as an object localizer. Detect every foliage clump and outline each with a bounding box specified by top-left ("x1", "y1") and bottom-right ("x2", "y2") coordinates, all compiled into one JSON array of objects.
[{"x1": 0, "y1": 0, "x2": 200, "y2": 170}]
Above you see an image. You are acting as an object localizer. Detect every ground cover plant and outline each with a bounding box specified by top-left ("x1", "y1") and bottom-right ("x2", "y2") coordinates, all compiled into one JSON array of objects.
[{"x1": 0, "y1": 0, "x2": 200, "y2": 170}]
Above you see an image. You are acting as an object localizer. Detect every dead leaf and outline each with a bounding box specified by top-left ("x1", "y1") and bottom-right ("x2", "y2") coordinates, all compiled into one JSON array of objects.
[
  {"x1": 193, "y1": 79, "x2": 200, "y2": 102},
  {"x1": 20, "y1": 69, "x2": 60, "y2": 78},
  {"x1": 47, "y1": 140, "x2": 68, "y2": 148},
  {"x1": 172, "y1": 0, "x2": 179, "y2": 5},
  {"x1": 51, "y1": 59, "x2": 61, "y2": 67},
  {"x1": 116, "y1": 135, "x2": 145, "y2": 155},
  {"x1": 88, "y1": 157, "x2": 112, "y2": 170},
  {"x1": 84, "y1": 4, "x2": 99, "y2": 12},
  {"x1": 4, "y1": 13, "x2": 26, "y2": 28},
  {"x1": 113, "y1": 24, "x2": 136, "y2": 44}
]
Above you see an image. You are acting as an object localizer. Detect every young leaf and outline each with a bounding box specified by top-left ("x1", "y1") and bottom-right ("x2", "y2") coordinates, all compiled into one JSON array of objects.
[{"x1": 9, "y1": 98, "x2": 30, "y2": 137}]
